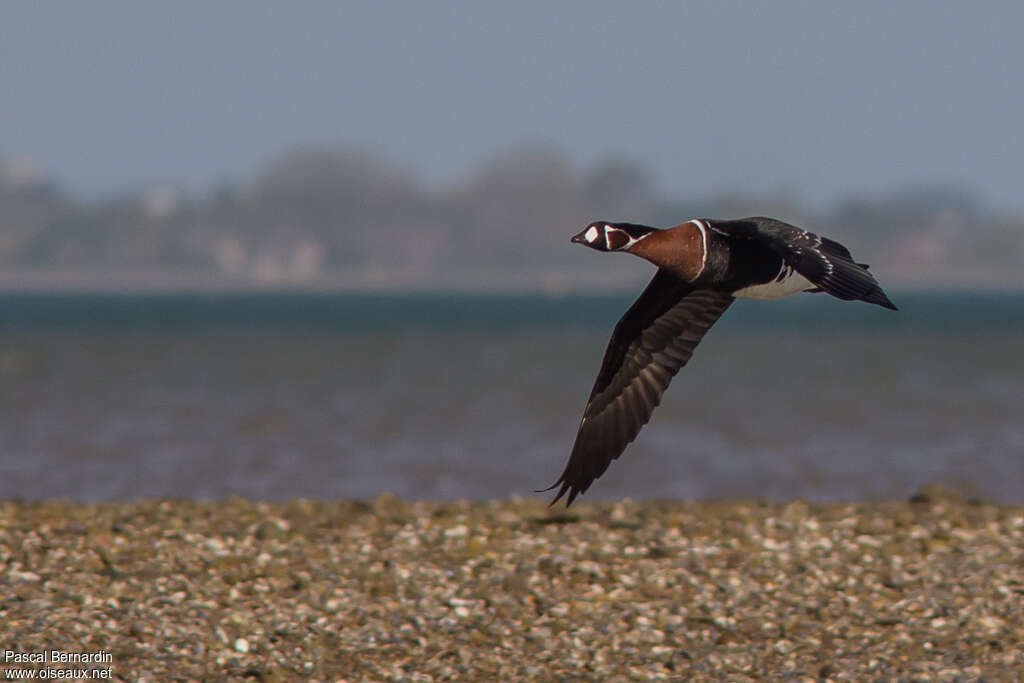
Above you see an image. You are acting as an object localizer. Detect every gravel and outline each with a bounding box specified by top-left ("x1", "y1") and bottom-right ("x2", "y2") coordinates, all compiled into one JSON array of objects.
[{"x1": 2, "y1": 487, "x2": 1023, "y2": 681}]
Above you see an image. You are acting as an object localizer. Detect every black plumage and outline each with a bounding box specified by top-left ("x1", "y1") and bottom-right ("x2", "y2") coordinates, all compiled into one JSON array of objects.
[
  {"x1": 709, "y1": 218, "x2": 897, "y2": 310},
  {"x1": 546, "y1": 272, "x2": 733, "y2": 505}
]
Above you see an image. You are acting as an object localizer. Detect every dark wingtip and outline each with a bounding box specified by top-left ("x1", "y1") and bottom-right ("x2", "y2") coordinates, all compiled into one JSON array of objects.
[
  {"x1": 564, "y1": 487, "x2": 579, "y2": 507},
  {"x1": 862, "y1": 286, "x2": 898, "y2": 311},
  {"x1": 876, "y1": 295, "x2": 899, "y2": 311},
  {"x1": 535, "y1": 479, "x2": 577, "y2": 507}
]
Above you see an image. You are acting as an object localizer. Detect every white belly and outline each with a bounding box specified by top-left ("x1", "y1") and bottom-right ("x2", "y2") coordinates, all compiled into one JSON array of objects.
[{"x1": 732, "y1": 265, "x2": 813, "y2": 300}]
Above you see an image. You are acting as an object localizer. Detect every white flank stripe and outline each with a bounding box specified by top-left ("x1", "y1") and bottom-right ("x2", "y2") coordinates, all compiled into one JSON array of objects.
[{"x1": 733, "y1": 265, "x2": 814, "y2": 300}]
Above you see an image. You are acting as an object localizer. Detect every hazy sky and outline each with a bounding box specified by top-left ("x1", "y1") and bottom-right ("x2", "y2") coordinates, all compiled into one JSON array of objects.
[{"x1": 2, "y1": 2, "x2": 1023, "y2": 210}]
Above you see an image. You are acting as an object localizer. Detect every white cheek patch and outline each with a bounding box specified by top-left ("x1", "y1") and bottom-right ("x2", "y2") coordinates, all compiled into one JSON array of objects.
[{"x1": 584, "y1": 226, "x2": 599, "y2": 243}]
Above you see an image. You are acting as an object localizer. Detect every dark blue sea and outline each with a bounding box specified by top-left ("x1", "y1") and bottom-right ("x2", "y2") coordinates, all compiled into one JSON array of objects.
[{"x1": 1, "y1": 291, "x2": 1022, "y2": 503}]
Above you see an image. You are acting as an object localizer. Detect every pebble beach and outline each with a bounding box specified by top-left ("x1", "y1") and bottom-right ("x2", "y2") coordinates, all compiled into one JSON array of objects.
[{"x1": 2, "y1": 489, "x2": 1023, "y2": 681}]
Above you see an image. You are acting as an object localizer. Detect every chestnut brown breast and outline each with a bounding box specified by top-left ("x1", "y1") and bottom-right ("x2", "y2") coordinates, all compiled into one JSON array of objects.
[{"x1": 627, "y1": 222, "x2": 706, "y2": 281}]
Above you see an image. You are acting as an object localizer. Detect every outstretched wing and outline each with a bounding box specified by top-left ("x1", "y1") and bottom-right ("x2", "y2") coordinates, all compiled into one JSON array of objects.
[
  {"x1": 545, "y1": 270, "x2": 734, "y2": 506},
  {"x1": 712, "y1": 217, "x2": 897, "y2": 310}
]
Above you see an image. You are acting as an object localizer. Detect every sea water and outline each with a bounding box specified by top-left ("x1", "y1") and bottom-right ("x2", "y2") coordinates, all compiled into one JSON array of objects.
[{"x1": 1, "y1": 291, "x2": 1021, "y2": 502}]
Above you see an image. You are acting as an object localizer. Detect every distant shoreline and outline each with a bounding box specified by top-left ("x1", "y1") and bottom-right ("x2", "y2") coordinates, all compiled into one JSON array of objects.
[{"x1": 1, "y1": 267, "x2": 1022, "y2": 294}]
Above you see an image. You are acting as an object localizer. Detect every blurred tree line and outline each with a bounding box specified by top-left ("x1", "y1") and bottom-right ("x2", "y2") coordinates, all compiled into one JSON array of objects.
[{"x1": 1, "y1": 147, "x2": 1021, "y2": 287}]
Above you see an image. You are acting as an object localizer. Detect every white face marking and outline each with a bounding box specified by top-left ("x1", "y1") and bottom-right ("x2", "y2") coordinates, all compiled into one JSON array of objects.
[
  {"x1": 604, "y1": 227, "x2": 651, "y2": 251},
  {"x1": 584, "y1": 226, "x2": 599, "y2": 243},
  {"x1": 605, "y1": 227, "x2": 622, "y2": 250},
  {"x1": 603, "y1": 224, "x2": 616, "y2": 250}
]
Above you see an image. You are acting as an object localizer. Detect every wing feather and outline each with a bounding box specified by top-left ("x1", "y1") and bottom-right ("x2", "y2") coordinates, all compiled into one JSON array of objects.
[
  {"x1": 713, "y1": 217, "x2": 897, "y2": 310},
  {"x1": 544, "y1": 271, "x2": 734, "y2": 505}
]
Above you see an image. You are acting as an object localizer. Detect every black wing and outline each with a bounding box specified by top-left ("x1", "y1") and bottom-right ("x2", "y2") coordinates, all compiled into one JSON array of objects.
[
  {"x1": 545, "y1": 270, "x2": 734, "y2": 506},
  {"x1": 712, "y1": 217, "x2": 897, "y2": 310}
]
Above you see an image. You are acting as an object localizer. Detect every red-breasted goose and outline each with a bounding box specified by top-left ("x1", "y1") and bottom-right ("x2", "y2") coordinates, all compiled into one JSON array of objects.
[{"x1": 543, "y1": 217, "x2": 898, "y2": 506}]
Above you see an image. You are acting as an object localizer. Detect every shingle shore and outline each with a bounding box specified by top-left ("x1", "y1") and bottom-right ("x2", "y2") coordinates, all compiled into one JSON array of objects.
[{"x1": 2, "y1": 490, "x2": 1023, "y2": 681}]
